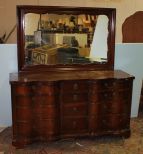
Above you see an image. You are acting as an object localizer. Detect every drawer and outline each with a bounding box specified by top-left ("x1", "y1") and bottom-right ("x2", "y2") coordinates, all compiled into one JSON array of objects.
[
  {"x1": 35, "y1": 119, "x2": 59, "y2": 132},
  {"x1": 15, "y1": 96, "x2": 32, "y2": 106},
  {"x1": 90, "y1": 91, "x2": 116, "y2": 102},
  {"x1": 100, "y1": 114, "x2": 130, "y2": 130},
  {"x1": 33, "y1": 119, "x2": 59, "y2": 136},
  {"x1": 16, "y1": 122, "x2": 32, "y2": 137},
  {"x1": 61, "y1": 93, "x2": 88, "y2": 103},
  {"x1": 89, "y1": 101, "x2": 131, "y2": 115},
  {"x1": 62, "y1": 103, "x2": 87, "y2": 116},
  {"x1": 32, "y1": 83, "x2": 58, "y2": 95},
  {"x1": 116, "y1": 79, "x2": 132, "y2": 89},
  {"x1": 117, "y1": 90, "x2": 131, "y2": 100},
  {"x1": 14, "y1": 84, "x2": 31, "y2": 95},
  {"x1": 31, "y1": 95, "x2": 57, "y2": 105},
  {"x1": 33, "y1": 105, "x2": 58, "y2": 119},
  {"x1": 60, "y1": 81, "x2": 88, "y2": 93},
  {"x1": 16, "y1": 106, "x2": 32, "y2": 121},
  {"x1": 61, "y1": 117, "x2": 88, "y2": 133},
  {"x1": 91, "y1": 79, "x2": 116, "y2": 91}
]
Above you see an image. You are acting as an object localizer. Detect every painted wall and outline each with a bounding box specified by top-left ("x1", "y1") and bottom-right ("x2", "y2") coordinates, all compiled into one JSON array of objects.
[
  {"x1": 0, "y1": 43, "x2": 142, "y2": 126},
  {"x1": 0, "y1": 45, "x2": 17, "y2": 127},
  {"x1": 1, "y1": 0, "x2": 143, "y2": 43}
]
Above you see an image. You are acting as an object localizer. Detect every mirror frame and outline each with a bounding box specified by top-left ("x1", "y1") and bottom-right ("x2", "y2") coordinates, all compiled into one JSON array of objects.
[{"x1": 17, "y1": 5, "x2": 116, "y2": 72}]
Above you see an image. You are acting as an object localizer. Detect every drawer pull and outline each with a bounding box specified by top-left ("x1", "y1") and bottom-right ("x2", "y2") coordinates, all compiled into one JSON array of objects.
[
  {"x1": 104, "y1": 83, "x2": 108, "y2": 87},
  {"x1": 103, "y1": 105, "x2": 107, "y2": 109},
  {"x1": 73, "y1": 107, "x2": 77, "y2": 111},
  {"x1": 73, "y1": 83, "x2": 78, "y2": 90},
  {"x1": 104, "y1": 93, "x2": 108, "y2": 97},
  {"x1": 73, "y1": 95, "x2": 78, "y2": 101},
  {"x1": 73, "y1": 121, "x2": 77, "y2": 127}
]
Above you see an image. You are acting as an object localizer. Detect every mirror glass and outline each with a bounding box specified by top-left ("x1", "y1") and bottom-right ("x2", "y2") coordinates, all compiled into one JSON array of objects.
[{"x1": 24, "y1": 13, "x2": 109, "y2": 65}]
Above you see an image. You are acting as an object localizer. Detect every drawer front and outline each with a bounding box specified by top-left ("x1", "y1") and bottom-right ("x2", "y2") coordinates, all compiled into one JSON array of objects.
[
  {"x1": 60, "y1": 81, "x2": 88, "y2": 93},
  {"x1": 31, "y1": 95, "x2": 58, "y2": 105},
  {"x1": 90, "y1": 91, "x2": 115, "y2": 102},
  {"x1": 16, "y1": 106, "x2": 32, "y2": 121},
  {"x1": 61, "y1": 117, "x2": 88, "y2": 133},
  {"x1": 15, "y1": 96, "x2": 32, "y2": 106},
  {"x1": 14, "y1": 84, "x2": 31, "y2": 95},
  {"x1": 90, "y1": 89, "x2": 131, "y2": 103},
  {"x1": 100, "y1": 114, "x2": 130, "y2": 130},
  {"x1": 61, "y1": 93, "x2": 88, "y2": 103},
  {"x1": 32, "y1": 83, "x2": 58, "y2": 95},
  {"x1": 90, "y1": 79, "x2": 116, "y2": 91},
  {"x1": 62, "y1": 103, "x2": 87, "y2": 116},
  {"x1": 89, "y1": 101, "x2": 131, "y2": 116},
  {"x1": 116, "y1": 79, "x2": 132, "y2": 90},
  {"x1": 16, "y1": 122, "x2": 32, "y2": 137}
]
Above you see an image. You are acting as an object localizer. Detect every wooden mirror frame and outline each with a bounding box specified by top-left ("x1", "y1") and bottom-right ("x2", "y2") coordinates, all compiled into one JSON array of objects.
[{"x1": 17, "y1": 5, "x2": 116, "y2": 72}]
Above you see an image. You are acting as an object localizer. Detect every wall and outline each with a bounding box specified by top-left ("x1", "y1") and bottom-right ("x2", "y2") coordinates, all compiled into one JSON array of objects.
[
  {"x1": 1, "y1": 0, "x2": 143, "y2": 43},
  {"x1": 0, "y1": 45, "x2": 17, "y2": 127},
  {"x1": 0, "y1": 43, "x2": 142, "y2": 126}
]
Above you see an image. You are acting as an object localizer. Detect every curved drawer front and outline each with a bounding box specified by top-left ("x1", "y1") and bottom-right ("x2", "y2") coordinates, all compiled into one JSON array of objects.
[
  {"x1": 60, "y1": 80, "x2": 88, "y2": 93},
  {"x1": 62, "y1": 103, "x2": 87, "y2": 116},
  {"x1": 61, "y1": 93, "x2": 88, "y2": 103},
  {"x1": 61, "y1": 117, "x2": 88, "y2": 133},
  {"x1": 89, "y1": 101, "x2": 131, "y2": 115},
  {"x1": 90, "y1": 79, "x2": 116, "y2": 91},
  {"x1": 14, "y1": 84, "x2": 32, "y2": 95}
]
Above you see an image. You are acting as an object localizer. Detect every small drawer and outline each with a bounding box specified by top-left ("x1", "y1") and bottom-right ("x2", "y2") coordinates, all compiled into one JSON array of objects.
[
  {"x1": 117, "y1": 90, "x2": 131, "y2": 100},
  {"x1": 62, "y1": 103, "x2": 87, "y2": 116},
  {"x1": 91, "y1": 79, "x2": 116, "y2": 91},
  {"x1": 61, "y1": 93, "x2": 88, "y2": 103},
  {"x1": 41, "y1": 105, "x2": 58, "y2": 119},
  {"x1": 99, "y1": 114, "x2": 130, "y2": 130},
  {"x1": 16, "y1": 96, "x2": 32, "y2": 106},
  {"x1": 61, "y1": 117, "x2": 88, "y2": 132},
  {"x1": 31, "y1": 95, "x2": 57, "y2": 105},
  {"x1": 16, "y1": 106, "x2": 32, "y2": 121},
  {"x1": 90, "y1": 91, "x2": 115, "y2": 102},
  {"x1": 14, "y1": 84, "x2": 31, "y2": 95},
  {"x1": 60, "y1": 81, "x2": 88, "y2": 92},
  {"x1": 32, "y1": 84, "x2": 57, "y2": 95},
  {"x1": 17, "y1": 122, "x2": 32, "y2": 137},
  {"x1": 33, "y1": 119, "x2": 59, "y2": 136},
  {"x1": 116, "y1": 79, "x2": 132, "y2": 89}
]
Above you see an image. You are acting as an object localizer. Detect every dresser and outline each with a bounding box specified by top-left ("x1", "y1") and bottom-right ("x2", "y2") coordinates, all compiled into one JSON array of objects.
[{"x1": 10, "y1": 70, "x2": 134, "y2": 148}]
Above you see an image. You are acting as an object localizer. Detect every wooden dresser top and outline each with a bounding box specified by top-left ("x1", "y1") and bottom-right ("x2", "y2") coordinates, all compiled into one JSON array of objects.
[{"x1": 10, "y1": 70, "x2": 135, "y2": 83}]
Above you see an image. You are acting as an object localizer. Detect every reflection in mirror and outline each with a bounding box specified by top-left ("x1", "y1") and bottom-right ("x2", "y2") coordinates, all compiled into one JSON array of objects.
[{"x1": 24, "y1": 13, "x2": 108, "y2": 65}]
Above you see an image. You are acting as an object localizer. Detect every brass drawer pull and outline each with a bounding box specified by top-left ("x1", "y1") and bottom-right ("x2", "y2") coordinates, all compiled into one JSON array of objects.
[
  {"x1": 73, "y1": 107, "x2": 77, "y2": 111},
  {"x1": 73, "y1": 83, "x2": 78, "y2": 90},
  {"x1": 73, "y1": 95, "x2": 78, "y2": 101}
]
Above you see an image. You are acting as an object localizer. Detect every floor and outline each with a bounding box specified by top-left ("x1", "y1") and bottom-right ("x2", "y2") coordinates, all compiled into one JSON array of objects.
[{"x1": 0, "y1": 117, "x2": 143, "y2": 154}]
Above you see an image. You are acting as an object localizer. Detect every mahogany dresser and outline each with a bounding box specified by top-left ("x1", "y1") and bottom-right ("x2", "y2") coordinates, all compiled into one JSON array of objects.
[{"x1": 10, "y1": 70, "x2": 134, "y2": 148}]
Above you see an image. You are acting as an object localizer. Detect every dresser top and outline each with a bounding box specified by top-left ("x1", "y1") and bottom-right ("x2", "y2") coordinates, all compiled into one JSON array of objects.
[{"x1": 9, "y1": 70, "x2": 134, "y2": 83}]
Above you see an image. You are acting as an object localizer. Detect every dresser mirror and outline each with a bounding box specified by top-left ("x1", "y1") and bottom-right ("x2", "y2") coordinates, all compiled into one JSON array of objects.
[{"x1": 17, "y1": 6, "x2": 116, "y2": 72}]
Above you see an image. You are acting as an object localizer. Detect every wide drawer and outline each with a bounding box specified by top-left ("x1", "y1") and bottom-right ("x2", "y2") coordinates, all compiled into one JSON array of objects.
[
  {"x1": 90, "y1": 79, "x2": 116, "y2": 91},
  {"x1": 61, "y1": 93, "x2": 88, "y2": 103},
  {"x1": 89, "y1": 101, "x2": 131, "y2": 115},
  {"x1": 60, "y1": 80, "x2": 88, "y2": 93},
  {"x1": 90, "y1": 90, "x2": 131, "y2": 102},
  {"x1": 62, "y1": 103, "x2": 87, "y2": 116},
  {"x1": 61, "y1": 117, "x2": 88, "y2": 133}
]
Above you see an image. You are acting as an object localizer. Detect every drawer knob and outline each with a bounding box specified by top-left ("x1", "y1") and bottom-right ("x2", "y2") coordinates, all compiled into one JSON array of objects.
[
  {"x1": 73, "y1": 121, "x2": 77, "y2": 127},
  {"x1": 73, "y1": 83, "x2": 78, "y2": 90},
  {"x1": 73, "y1": 107, "x2": 77, "y2": 111},
  {"x1": 73, "y1": 95, "x2": 78, "y2": 101}
]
